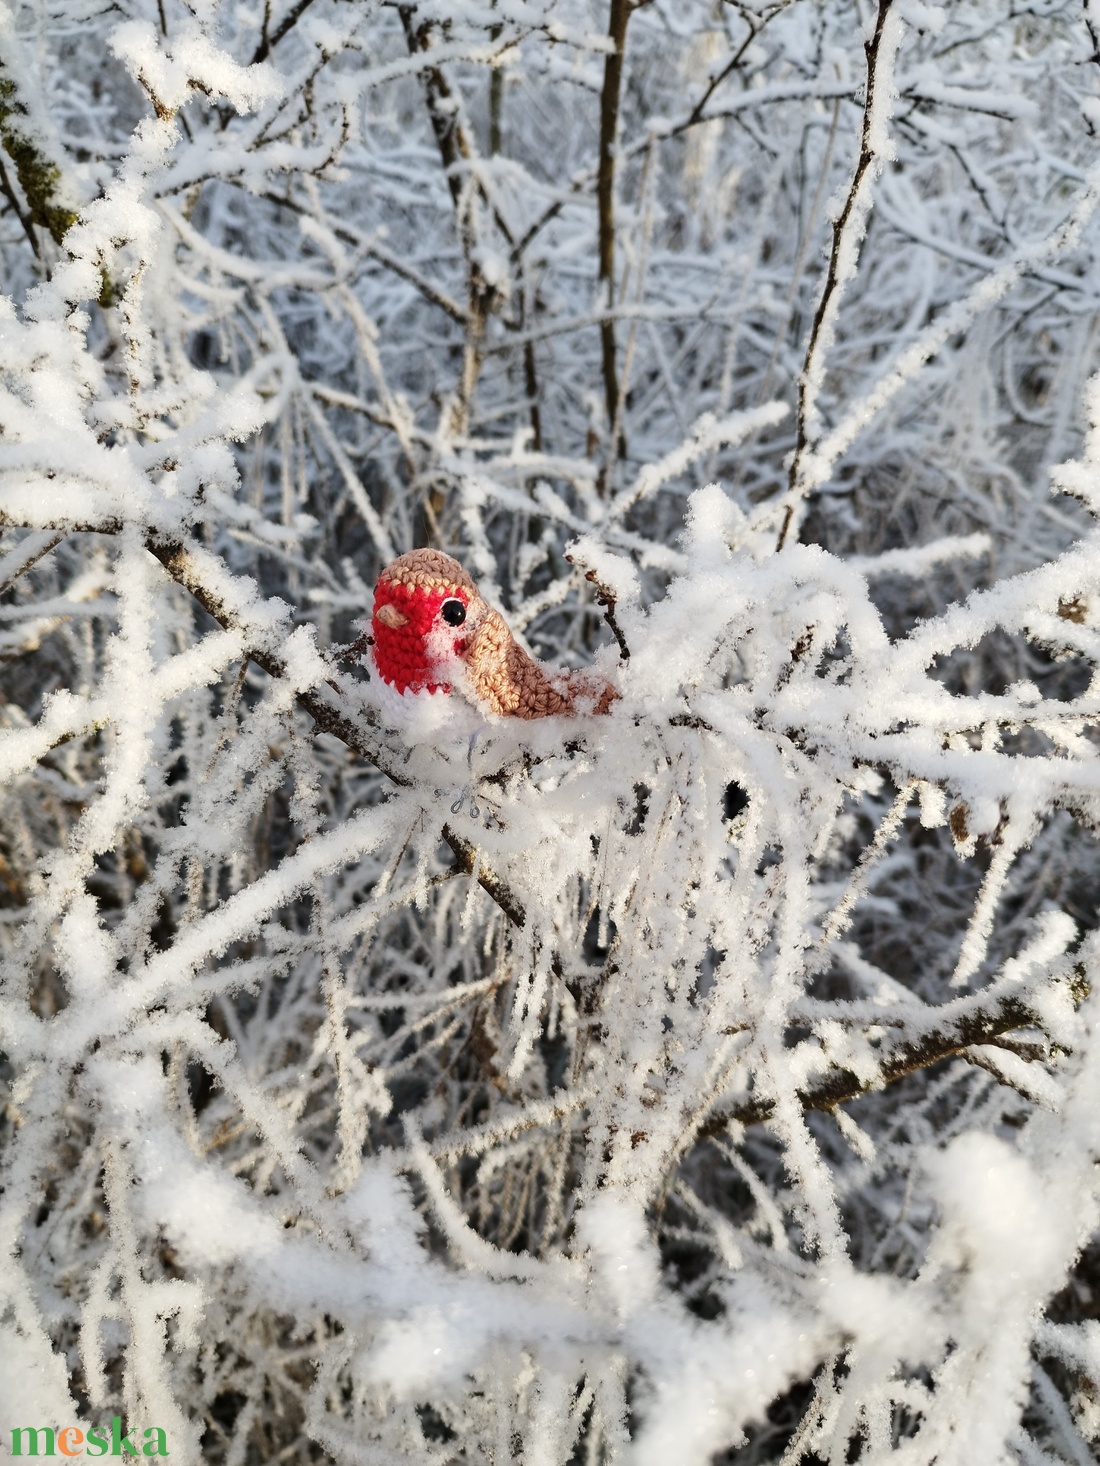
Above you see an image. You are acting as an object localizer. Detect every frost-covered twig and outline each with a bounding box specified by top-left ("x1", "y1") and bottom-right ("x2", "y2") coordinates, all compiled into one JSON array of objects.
[
  {"x1": 702, "y1": 972, "x2": 1086, "y2": 1136},
  {"x1": 596, "y1": 0, "x2": 633, "y2": 455},
  {"x1": 778, "y1": 0, "x2": 903, "y2": 550},
  {"x1": 565, "y1": 551, "x2": 630, "y2": 661}
]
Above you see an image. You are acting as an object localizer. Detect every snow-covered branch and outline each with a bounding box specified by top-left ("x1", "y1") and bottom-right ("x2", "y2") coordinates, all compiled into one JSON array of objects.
[{"x1": 4, "y1": 1, "x2": 1100, "y2": 1461}]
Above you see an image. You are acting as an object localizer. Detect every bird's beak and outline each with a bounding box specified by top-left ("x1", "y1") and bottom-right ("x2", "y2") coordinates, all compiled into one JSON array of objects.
[{"x1": 375, "y1": 603, "x2": 409, "y2": 629}]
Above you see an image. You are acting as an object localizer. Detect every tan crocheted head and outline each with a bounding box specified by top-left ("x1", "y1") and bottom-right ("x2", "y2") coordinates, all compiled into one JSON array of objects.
[{"x1": 371, "y1": 550, "x2": 617, "y2": 719}]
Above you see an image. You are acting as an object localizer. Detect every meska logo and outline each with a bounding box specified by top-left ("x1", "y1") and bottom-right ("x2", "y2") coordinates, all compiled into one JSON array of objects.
[{"x1": 9, "y1": 1419, "x2": 169, "y2": 1457}]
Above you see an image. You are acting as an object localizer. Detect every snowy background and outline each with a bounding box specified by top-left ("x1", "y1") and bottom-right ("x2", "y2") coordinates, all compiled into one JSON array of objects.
[{"x1": 4, "y1": 0, "x2": 1100, "y2": 1460}]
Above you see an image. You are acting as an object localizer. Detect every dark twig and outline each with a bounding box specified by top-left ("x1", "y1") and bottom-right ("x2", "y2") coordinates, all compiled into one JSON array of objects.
[
  {"x1": 489, "y1": 2, "x2": 504, "y2": 158},
  {"x1": 250, "y1": 0, "x2": 321, "y2": 66},
  {"x1": 333, "y1": 628, "x2": 374, "y2": 664},
  {"x1": 440, "y1": 824, "x2": 526, "y2": 928},
  {"x1": 398, "y1": 8, "x2": 470, "y2": 216},
  {"x1": 566, "y1": 554, "x2": 630, "y2": 661},
  {"x1": 0, "y1": 150, "x2": 40, "y2": 258},
  {"x1": 145, "y1": 536, "x2": 409, "y2": 780},
  {"x1": 698, "y1": 979, "x2": 1084, "y2": 1138},
  {"x1": 398, "y1": 7, "x2": 498, "y2": 449},
  {"x1": 674, "y1": 1, "x2": 797, "y2": 138},
  {"x1": 1084, "y1": 0, "x2": 1100, "y2": 69},
  {"x1": 0, "y1": 530, "x2": 65, "y2": 595},
  {"x1": 777, "y1": 0, "x2": 897, "y2": 552},
  {"x1": 257, "y1": 190, "x2": 467, "y2": 324},
  {"x1": 597, "y1": 0, "x2": 632, "y2": 460}
]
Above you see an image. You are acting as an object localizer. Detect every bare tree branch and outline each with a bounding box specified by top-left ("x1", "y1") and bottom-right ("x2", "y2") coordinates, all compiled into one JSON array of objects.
[
  {"x1": 597, "y1": 0, "x2": 632, "y2": 462},
  {"x1": 0, "y1": 530, "x2": 65, "y2": 595},
  {"x1": 698, "y1": 977, "x2": 1085, "y2": 1138},
  {"x1": 250, "y1": 0, "x2": 322, "y2": 66},
  {"x1": 777, "y1": 0, "x2": 899, "y2": 551}
]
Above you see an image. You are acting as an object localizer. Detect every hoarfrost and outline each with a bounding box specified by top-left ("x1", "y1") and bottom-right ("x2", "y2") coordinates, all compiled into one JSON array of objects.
[{"x1": 3, "y1": 1, "x2": 1100, "y2": 1462}]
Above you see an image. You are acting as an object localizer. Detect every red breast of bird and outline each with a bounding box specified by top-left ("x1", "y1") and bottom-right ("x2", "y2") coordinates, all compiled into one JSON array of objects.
[{"x1": 368, "y1": 549, "x2": 617, "y2": 737}]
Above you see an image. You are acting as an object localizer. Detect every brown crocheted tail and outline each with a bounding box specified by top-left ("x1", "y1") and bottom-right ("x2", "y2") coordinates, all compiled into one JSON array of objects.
[{"x1": 465, "y1": 606, "x2": 618, "y2": 720}]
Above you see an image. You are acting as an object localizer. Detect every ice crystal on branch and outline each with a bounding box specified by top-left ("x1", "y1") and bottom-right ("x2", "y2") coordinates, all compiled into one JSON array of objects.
[{"x1": 3, "y1": 1, "x2": 1100, "y2": 1462}]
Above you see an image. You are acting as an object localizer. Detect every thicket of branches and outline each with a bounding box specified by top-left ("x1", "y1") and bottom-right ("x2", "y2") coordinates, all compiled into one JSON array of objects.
[{"x1": 5, "y1": 0, "x2": 1100, "y2": 1461}]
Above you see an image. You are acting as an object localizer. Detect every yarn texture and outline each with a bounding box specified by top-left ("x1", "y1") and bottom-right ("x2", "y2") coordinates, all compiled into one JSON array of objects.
[{"x1": 370, "y1": 550, "x2": 618, "y2": 721}]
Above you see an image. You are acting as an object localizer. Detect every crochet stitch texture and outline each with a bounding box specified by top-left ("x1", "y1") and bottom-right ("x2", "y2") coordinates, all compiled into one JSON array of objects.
[{"x1": 371, "y1": 549, "x2": 617, "y2": 719}]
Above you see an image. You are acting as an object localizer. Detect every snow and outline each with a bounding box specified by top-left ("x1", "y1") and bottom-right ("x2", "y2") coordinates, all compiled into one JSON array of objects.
[
  {"x1": 109, "y1": 21, "x2": 283, "y2": 117},
  {"x1": 3, "y1": 0, "x2": 1100, "y2": 1461}
]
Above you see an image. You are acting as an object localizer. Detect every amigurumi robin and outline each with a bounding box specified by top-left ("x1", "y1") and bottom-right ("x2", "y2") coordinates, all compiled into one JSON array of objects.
[{"x1": 367, "y1": 549, "x2": 618, "y2": 738}]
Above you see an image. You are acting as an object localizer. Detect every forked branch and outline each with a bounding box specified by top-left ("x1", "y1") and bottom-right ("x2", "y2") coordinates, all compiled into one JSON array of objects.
[{"x1": 699, "y1": 975, "x2": 1086, "y2": 1137}]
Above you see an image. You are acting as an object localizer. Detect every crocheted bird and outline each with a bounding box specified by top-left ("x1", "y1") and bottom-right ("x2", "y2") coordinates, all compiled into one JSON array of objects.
[{"x1": 367, "y1": 548, "x2": 617, "y2": 740}]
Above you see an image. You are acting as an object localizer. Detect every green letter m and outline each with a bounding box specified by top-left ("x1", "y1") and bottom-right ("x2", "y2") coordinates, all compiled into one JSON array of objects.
[{"x1": 11, "y1": 1428, "x2": 56, "y2": 1457}]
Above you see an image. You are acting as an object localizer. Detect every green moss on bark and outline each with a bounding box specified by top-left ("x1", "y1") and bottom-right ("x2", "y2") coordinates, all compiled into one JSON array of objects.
[{"x1": 0, "y1": 73, "x2": 77, "y2": 245}]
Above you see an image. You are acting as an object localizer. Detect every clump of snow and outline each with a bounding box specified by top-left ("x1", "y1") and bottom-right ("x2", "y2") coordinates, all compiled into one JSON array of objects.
[{"x1": 110, "y1": 21, "x2": 282, "y2": 117}]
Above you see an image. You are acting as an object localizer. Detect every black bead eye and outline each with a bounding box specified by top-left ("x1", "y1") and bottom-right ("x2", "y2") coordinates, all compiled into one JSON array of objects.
[{"x1": 440, "y1": 598, "x2": 466, "y2": 627}]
